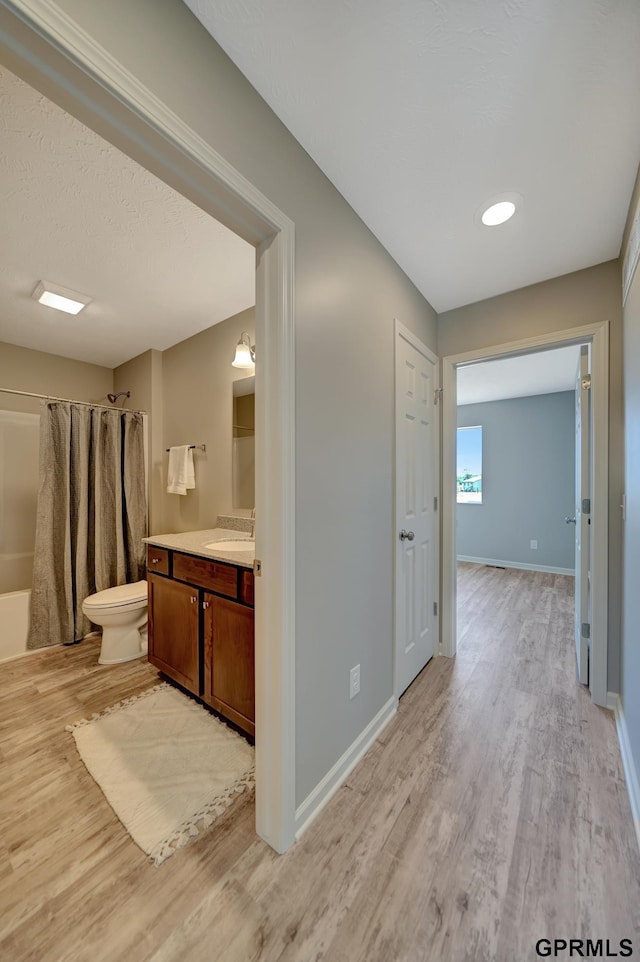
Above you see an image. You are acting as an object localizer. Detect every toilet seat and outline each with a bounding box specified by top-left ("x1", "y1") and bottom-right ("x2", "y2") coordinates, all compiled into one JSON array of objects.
[{"x1": 83, "y1": 580, "x2": 147, "y2": 610}]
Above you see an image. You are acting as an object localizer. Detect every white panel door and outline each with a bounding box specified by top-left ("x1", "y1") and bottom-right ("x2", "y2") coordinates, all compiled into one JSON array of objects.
[
  {"x1": 395, "y1": 323, "x2": 438, "y2": 697},
  {"x1": 574, "y1": 345, "x2": 590, "y2": 685}
]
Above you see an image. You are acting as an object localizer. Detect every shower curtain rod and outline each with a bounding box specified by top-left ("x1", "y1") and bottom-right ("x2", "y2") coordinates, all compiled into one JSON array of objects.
[{"x1": 0, "y1": 386, "x2": 147, "y2": 415}]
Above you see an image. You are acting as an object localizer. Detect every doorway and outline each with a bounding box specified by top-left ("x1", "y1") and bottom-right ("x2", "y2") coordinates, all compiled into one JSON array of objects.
[
  {"x1": 441, "y1": 321, "x2": 609, "y2": 707},
  {"x1": 0, "y1": 1, "x2": 296, "y2": 851}
]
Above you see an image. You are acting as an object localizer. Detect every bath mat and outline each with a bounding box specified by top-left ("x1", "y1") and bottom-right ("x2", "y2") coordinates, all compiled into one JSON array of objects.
[{"x1": 66, "y1": 684, "x2": 254, "y2": 865}]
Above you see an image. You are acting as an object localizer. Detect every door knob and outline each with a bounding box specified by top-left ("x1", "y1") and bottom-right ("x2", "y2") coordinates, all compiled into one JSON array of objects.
[
  {"x1": 565, "y1": 517, "x2": 576, "y2": 525},
  {"x1": 399, "y1": 529, "x2": 415, "y2": 541}
]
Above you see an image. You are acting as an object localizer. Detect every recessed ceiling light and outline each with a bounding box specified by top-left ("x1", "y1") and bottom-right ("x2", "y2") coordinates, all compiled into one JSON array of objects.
[
  {"x1": 481, "y1": 201, "x2": 516, "y2": 227},
  {"x1": 32, "y1": 280, "x2": 91, "y2": 315}
]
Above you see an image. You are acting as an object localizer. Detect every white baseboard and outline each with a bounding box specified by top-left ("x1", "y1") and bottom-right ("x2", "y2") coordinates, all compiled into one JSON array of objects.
[
  {"x1": 457, "y1": 555, "x2": 574, "y2": 576},
  {"x1": 609, "y1": 692, "x2": 640, "y2": 855},
  {"x1": 295, "y1": 695, "x2": 397, "y2": 840},
  {"x1": 607, "y1": 692, "x2": 619, "y2": 712}
]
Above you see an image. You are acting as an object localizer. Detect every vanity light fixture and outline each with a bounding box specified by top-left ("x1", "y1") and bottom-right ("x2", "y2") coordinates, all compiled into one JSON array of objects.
[
  {"x1": 32, "y1": 280, "x2": 91, "y2": 315},
  {"x1": 232, "y1": 332, "x2": 256, "y2": 369}
]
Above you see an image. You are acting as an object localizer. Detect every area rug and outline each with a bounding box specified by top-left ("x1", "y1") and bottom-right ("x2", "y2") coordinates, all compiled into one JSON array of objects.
[{"x1": 66, "y1": 683, "x2": 255, "y2": 865}]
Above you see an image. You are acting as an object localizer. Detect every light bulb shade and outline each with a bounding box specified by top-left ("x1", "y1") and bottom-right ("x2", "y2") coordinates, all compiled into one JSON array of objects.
[{"x1": 232, "y1": 332, "x2": 255, "y2": 368}]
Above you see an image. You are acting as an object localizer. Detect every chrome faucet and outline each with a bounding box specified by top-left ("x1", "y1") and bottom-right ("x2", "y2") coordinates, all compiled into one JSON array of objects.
[{"x1": 250, "y1": 507, "x2": 255, "y2": 539}]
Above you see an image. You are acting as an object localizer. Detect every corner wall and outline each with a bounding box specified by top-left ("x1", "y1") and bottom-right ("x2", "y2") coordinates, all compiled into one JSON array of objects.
[
  {"x1": 113, "y1": 348, "x2": 164, "y2": 533},
  {"x1": 114, "y1": 310, "x2": 255, "y2": 535},
  {"x1": 439, "y1": 260, "x2": 623, "y2": 691},
  {"x1": 43, "y1": 0, "x2": 438, "y2": 807}
]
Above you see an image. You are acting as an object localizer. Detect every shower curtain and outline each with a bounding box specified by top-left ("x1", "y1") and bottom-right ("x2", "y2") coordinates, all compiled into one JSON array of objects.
[{"x1": 27, "y1": 402, "x2": 146, "y2": 649}]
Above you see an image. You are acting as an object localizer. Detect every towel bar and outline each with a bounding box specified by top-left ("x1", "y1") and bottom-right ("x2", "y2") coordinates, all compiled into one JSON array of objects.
[{"x1": 165, "y1": 444, "x2": 206, "y2": 453}]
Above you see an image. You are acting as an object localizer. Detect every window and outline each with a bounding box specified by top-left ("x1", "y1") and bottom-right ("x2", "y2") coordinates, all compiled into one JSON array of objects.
[{"x1": 457, "y1": 425, "x2": 482, "y2": 504}]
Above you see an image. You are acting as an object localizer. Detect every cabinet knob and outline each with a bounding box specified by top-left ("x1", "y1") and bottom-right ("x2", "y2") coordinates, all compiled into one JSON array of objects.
[
  {"x1": 202, "y1": 601, "x2": 210, "y2": 609},
  {"x1": 190, "y1": 596, "x2": 197, "y2": 604},
  {"x1": 151, "y1": 557, "x2": 160, "y2": 564}
]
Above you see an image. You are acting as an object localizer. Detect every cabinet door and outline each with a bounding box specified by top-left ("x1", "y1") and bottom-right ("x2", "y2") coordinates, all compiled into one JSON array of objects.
[
  {"x1": 203, "y1": 594, "x2": 255, "y2": 735},
  {"x1": 148, "y1": 573, "x2": 199, "y2": 693}
]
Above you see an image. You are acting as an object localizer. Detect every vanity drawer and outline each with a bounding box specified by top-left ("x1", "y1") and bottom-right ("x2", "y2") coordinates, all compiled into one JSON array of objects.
[
  {"x1": 173, "y1": 552, "x2": 237, "y2": 599},
  {"x1": 146, "y1": 546, "x2": 169, "y2": 576},
  {"x1": 241, "y1": 569, "x2": 254, "y2": 606}
]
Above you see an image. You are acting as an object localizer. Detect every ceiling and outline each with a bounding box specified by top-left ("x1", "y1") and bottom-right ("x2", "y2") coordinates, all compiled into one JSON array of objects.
[
  {"x1": 184, "y1": 0, "x2": 640, "y2": 312},
  {"x1": 0, "y1": 65, "x2": 255, "y2": 369},
  {"x1": 457, "y1": 344, "x2": 581, "y2": 405}
]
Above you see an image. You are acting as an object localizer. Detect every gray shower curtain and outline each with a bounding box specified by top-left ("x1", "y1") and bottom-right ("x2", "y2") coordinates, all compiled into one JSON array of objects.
[{"x1": 27, "y1": 402, "x2": 147, "y2": 649}]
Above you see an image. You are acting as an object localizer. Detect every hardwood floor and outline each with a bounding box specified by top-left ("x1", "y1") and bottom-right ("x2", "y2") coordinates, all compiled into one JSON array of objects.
[{"x1": 1, "y1": 564, "x2": 639, "y2": 961}]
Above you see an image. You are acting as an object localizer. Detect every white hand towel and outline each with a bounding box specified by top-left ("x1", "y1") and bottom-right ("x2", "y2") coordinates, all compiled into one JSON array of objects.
[{"x1": 167, "y1": 445, "x2": 196, "y2": 495}]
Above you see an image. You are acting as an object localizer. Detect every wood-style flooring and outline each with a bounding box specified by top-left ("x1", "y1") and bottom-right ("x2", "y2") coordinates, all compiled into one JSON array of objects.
[{"x1": 1, "y1": 563, "x2": 639, "y2": 961}]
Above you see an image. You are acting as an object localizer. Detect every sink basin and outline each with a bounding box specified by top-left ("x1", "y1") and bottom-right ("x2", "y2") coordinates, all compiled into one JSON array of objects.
[{"x1": 205, "y1": 539, "x2": 255, "y2": 552}]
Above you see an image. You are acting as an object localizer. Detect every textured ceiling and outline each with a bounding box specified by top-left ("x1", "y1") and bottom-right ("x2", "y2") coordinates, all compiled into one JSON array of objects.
[
  {"x1": 184, "y1": 0, "x2": 640, "y2": 312},
  {"x1": 0, "y1": 66, "x2": 255, "y2": 369},
  {"x1": 457, "y1": 345, "x2": 581, "y2": 406}
]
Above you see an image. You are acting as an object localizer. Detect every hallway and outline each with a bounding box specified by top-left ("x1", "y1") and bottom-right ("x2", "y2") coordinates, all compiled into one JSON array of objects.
[{"x1": 1, "y1": 565, "x2": 638, "y2": 960}]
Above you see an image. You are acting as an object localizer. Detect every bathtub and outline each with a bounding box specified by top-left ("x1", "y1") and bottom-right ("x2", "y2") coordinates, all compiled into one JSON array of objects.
[{"x1": 0, "y1": 589, "x2": 34, "y2": 662}]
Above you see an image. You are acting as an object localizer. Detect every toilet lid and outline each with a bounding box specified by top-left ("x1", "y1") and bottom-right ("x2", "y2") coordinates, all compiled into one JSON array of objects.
[{"x1": 83, "y1": 580, "x2": 148, "y2": 609}]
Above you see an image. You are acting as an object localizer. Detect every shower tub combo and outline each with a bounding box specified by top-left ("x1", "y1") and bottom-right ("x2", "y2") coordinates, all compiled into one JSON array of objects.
[
  {"x1": 0, "y1": 408, "x2": 40, "y2": 661},
  {"x1": 0, "y1": 390, "x2": 146, "y2": 662}
]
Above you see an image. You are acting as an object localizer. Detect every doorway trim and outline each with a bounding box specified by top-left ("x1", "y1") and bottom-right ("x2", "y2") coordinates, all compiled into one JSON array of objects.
[
  {"x1": 441, "y1": 320, "x2": 609, "y2": 707},
  {"x1": 0, "y1": 0, "x2": 297, "y2": 850}
]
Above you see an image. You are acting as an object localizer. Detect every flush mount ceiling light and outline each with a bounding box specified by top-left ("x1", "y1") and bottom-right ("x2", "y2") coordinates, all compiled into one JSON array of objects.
[
  {"x1": 232, "y1": 331, "x2": 256, "y2": 369},
  {"x1": 32, "y1": 280, "x2": 91, "y2": 315},
  {"x1": 475, "y1": 192, "x2": 522, "y2": 230}
]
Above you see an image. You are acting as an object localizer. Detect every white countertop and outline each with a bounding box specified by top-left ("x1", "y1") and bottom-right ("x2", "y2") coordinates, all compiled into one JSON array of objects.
[{"x1": 143, "y1": 528, "x2": 255, "y2": 569}]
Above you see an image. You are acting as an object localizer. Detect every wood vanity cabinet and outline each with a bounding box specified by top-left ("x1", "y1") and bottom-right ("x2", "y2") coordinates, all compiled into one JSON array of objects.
[
  {"x1": 203, "y1": 595, "x2": 255, "y2": 734},
  {"x1": 147, "y1": 546, "x2": 255, "y2": 736},
  {"x1": 148, "y1": 574, "x2": 199, "y2": 692}
]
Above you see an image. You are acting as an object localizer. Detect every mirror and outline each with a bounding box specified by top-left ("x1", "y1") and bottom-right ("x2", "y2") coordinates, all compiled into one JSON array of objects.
[{"x1": 232, "y1": 375, "x2": 255, "y2": 509}]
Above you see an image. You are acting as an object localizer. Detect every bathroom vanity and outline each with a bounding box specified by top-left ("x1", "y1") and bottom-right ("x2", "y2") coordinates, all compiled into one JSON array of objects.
[{"x1": 144, "y1": 530, "x2": 255, "y2": 736}]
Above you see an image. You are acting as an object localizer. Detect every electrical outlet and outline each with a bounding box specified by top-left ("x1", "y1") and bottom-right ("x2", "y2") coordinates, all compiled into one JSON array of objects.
[
  {"x1": 349, "y1": 664, "x2": 361, "y2": 699},
  {"x1": 530, "y1": 540, "x2": 538, "y2": 550}
]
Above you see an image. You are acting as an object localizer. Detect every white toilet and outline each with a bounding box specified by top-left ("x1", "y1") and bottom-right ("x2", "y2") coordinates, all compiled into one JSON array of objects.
[{"x1": 82, "y1": 580, "x2": 148, "y2": 665}]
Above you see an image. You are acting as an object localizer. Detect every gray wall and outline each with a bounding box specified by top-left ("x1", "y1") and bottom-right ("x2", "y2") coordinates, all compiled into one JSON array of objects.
[
  {"x1": 439, "y1": 260, "x2": 623, "y2": 692},
  {"x1": 457, "y1": 393, "x2": 575, "y2": 571},
  {"x1": 31, "y1": 0, "x2": 438, "y2": 807},
  {"x1": 621, "y1": 162, "x2": 640, "y2": 793}
]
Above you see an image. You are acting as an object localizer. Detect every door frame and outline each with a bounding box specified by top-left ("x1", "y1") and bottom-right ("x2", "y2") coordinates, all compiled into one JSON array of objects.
[
  {"x1": 441, "y1": 320, "x2": 609, "y2": 707},
  {"x1": 0, "y1": 0, "x2": 297, "y2": 851},
  {"x1": 394, "y1": 319, "x2": 440, "y2": 699},
  {"x1": 575, "y1": 345, "x2": 590, "y2": 685}
]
